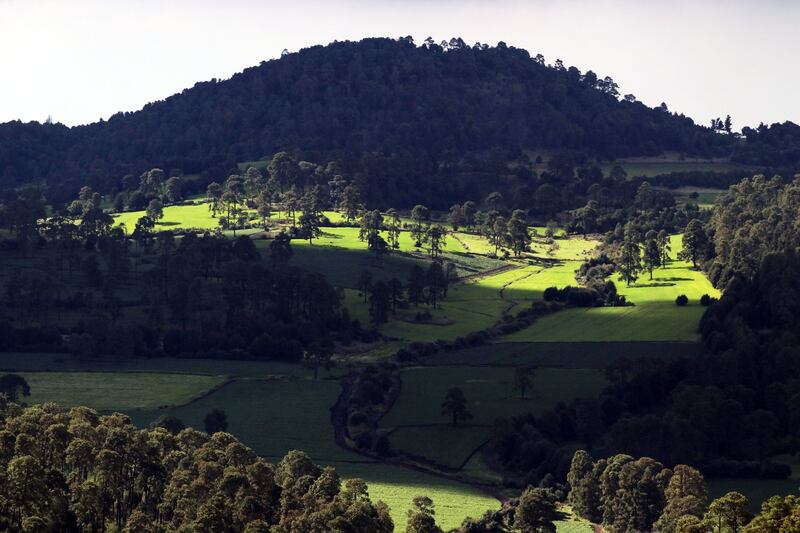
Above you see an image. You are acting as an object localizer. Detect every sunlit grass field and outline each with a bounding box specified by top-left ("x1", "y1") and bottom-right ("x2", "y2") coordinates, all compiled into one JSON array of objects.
[{"x1": 505, "y1": 234, "x2": 720, "y2": 342}]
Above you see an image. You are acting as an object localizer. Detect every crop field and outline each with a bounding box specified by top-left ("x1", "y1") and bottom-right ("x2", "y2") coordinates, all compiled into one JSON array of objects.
[
  {"x1": 380, "y1": 366, "x2": 605, "y2": 467},
  {"x1": 505, "y1": 234, "x2": 720, "y2": 342},
  {"x1": 20, "y1": 371, "x2": 224, "y2": 410}
]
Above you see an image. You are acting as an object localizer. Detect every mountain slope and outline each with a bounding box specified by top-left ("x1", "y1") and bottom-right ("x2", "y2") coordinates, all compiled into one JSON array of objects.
[{"x1": 1, "y1": 37, "x2": 734, "y2": 204}]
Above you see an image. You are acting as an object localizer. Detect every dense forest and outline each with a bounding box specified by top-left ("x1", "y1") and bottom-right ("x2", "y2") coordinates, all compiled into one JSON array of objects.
[
  {"x1": 0, "y1": 36, "x2": 767, "y2": 206},
  {"x1": 0, "y1": 401, "x2": 396, "y2": 531}
]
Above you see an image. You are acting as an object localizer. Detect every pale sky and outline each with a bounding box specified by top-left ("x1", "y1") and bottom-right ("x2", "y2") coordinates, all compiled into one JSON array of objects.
[{"x1": 1, "y1": 0, "x2": 798, "y2": 130}]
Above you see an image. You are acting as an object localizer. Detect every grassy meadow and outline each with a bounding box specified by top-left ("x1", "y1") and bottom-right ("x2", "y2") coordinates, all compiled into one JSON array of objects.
[{"x1": 505, "y1": 234, "x2": 719, "y2": 342}]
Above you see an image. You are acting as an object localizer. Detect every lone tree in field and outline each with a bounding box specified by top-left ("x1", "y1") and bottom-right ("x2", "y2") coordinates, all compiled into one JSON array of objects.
[
  {"x1": 406, "y1": 496, "x2": 443, "y2": 533},
  {"x1": 256, "y1": 189, "x2": 272, "y2": 229},
  {"x1": 643, "y1": 232, "x2": 662, "y2": 280},
  {"x1": 0, "y1": 374, "x2": 30, "y2": 402},
  {"x1": 385, "y1": 208, "x2": 402, "y2": 249},
  {"x1": 491, "y1": 216, "x2": 509, "y2": 255},
  {"x1": 679, "y1": 219, "x2": 709, "y2": 269},
  {"x1": 410, "y1": 205, "x2": 430, "y2": 247},
  {"x1": 359, "y1": 209, "x2": 383, "y2": 244},
  {"x1": 146, "y1": 198, "x2": 164, "y2": 223},
  {"x1": 508, "y1": 210, "x2": 532, "y2": 256},
  {"x1": 616, "y1": 239, "x2": 642, "y2": 286},
  {"x1": 513, "y1": 366, "x2": 535, "y2": 400},
  {"x1": 298, "y1": 212, "x2": 322, "y2": 244},
  {"x1": 426, "y1": 225, "x2": 447, "y2": 258},
  {"x1": 657, "y1": 229, "x2": 671, "y2": 268},
  {"x1": 441, "y1": 387, "x2": 472, "y2": 426},
  {"x1": 204, "y1": 409, "x2": 228, "y2": 434},
  {"x1": 206, "y1": 182, "x2": 223, "y2": 216},
  {"x1": 339, "y1": 183, "x2": 362, "y2": 222}
]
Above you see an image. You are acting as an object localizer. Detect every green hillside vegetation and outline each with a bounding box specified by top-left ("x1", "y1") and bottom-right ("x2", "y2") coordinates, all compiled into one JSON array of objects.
[{"x1": 505, "y1": 234, "x2": 720, "y2": 342}]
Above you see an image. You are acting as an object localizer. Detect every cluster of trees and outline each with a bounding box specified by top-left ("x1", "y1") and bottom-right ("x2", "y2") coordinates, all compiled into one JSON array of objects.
[
  {"x1": 704, "y1": 174, "x2": 800, "y2": 286},
  {"x1": 566, "y1": 450, "x2": 800, "y2": 533},
  {"x1": 0, "y1": 184, "x2": 365, "y2": 360},
  {"x1": 0, "y1": 401, "x2": 397, "y2": 531},
  {"x1": 109, "y1": 168, "x2": 186, "y2": 213},
  {"x1": 0, "y1": 37, "x2": 741, "y2": 207},
  {"x1": 205, "y1": 161, "x2": 337, "y2": 238}
]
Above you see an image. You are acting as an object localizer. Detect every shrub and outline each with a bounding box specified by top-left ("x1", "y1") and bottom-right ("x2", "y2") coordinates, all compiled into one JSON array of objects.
[
  {"x1": 543, "y1": 287, "x2": 560, "y2": 302},
  {"x1": 700, "y1": 293, "x2": 716, "y2": 306},
  {"x1": 675, "y1": 294, "x2": 689, "y2": 306}
]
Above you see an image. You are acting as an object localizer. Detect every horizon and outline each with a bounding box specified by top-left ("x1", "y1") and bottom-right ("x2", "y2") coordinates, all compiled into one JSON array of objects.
[{"x1": 2, "y1": 0, "x2": 799, "y2": 131}]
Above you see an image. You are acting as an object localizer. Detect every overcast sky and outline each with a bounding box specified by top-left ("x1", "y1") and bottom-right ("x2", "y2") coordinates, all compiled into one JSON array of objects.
[{"x1": 1, "y1": 0, "x2": 798, "y2": 130}]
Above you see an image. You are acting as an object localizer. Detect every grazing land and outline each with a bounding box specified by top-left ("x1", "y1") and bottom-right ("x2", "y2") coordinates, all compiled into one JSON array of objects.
[{"x1": 505, "y1": 234, "x2": 720, "y2": 342}]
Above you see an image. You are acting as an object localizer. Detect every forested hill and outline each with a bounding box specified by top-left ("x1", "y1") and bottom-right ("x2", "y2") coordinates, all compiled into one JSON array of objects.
[{"x1": 0, "y1": 36, "x2": 759, "y2": 204}]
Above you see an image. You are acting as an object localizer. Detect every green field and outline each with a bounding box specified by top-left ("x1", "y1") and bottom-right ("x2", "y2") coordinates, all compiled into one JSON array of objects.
[
  {"x1": 21, "y1": 371, "x2": 224, "y2": 410},
  {"x1": 113, "y1": 201, "x2": 345, "y2": 231},
  {"x1": 505, "y1": 234, "x2": 719, "y2": 342},
  {"x1": 380, "y1": 366, "x2": 605, "y2": 468}
]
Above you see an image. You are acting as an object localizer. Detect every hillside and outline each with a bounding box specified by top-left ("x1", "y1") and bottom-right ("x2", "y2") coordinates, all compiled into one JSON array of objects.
[{"x1": 0, "y1": 37, "x2": 737, "y2": 205}]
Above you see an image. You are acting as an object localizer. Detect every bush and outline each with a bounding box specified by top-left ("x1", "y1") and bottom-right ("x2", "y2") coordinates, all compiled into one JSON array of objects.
[
  {"x1": 700, "y1": 293, "x2": 716, "y2": 306},
  {"x1": 675, "y1": 294, "x2": 689, "y2": 306},
  {"x1": 543, "y1": 287, "x2": 560, "y2": 302}
]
